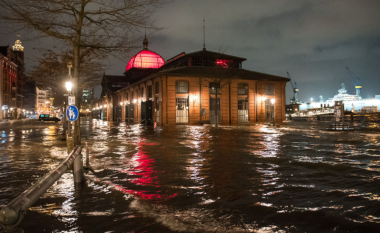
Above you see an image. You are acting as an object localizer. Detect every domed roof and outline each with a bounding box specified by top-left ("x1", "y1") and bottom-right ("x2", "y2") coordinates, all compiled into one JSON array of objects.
[{"x1": 125, "y1": 50, "x2": 165, "y2": 71}]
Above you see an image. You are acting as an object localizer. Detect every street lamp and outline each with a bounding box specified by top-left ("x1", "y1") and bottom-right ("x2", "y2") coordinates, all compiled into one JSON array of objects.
[
  {"x1": 65, "y1": 82, "x2": 72, "y2": 93},
  {"x1": 271, "y1": 98, "x2": 275, "y2": 126}
]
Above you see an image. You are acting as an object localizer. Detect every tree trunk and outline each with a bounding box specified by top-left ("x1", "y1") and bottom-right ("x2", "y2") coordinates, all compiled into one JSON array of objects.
[
  {"x1": 73, "y1": 44, "x2": 81, "y2": 147},
  {"x1": 215, "y1": 91, "x2": 218, "y2": 128}
]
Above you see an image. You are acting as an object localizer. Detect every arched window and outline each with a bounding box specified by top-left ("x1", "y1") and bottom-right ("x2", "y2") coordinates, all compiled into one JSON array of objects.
[
  {"x1": 176, "y1": 80, "x2": 189, "y2": 93},
  {"x1": 238, "y1": 83, "x2": 248, "y2": 95},
  {"x1": 155, "y1": 81, "x2": 160, "y2": 94}
]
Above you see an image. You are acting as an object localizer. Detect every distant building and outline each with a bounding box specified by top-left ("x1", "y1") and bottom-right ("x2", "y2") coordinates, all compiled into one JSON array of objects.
[
  {"x1": 36, "y1": 86, "x2": 53, "y2": 115},
  {"x1": 0, "y1": 39, "x2": 25, "y2": 119},
  {"x1": 80, "y1": 88, "x2": 94, "y2": 115},
  {"x1": 95, "y1": 36, "x2": 290, "y2": 125}
]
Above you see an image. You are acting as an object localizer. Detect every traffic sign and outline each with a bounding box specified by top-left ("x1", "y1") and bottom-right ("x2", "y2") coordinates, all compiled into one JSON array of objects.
[
  {"x1": 68, "y1": 96, "x2": 75, "y2": 105},
  {"x1": 67, "y1": 106, "x2": 79, "y2": 121}
]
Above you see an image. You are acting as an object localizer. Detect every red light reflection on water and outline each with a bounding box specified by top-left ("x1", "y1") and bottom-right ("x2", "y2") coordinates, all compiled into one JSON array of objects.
[{"x1": 110, "y1": 139, "x2": 177, "y2": 201}]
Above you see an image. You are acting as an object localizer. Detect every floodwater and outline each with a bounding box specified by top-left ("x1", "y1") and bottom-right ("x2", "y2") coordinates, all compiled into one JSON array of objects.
[{"x1": 1, "y1": 118, "x2": 380, "y2": 232}]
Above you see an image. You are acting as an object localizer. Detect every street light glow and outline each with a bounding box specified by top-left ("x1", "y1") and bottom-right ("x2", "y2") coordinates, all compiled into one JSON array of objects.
[
  {"x1": 271, "y1": 99, "x2": 275, "y2": 104},
  {"x1": 65, "y1": 82, "x2": 72, "y2": 92}
]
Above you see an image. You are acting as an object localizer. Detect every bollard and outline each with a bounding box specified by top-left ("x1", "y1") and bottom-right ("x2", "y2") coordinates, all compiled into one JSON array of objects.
[
  {"x1": 85, "y1": 142, "x2": 89, "y2": 167},
  {"x1": 73, "y1": 150, "x2": 84, "y2": 183}
]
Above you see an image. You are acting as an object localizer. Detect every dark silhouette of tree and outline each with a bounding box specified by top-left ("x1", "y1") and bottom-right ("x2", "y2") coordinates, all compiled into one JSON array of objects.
[
  {"x1": 30, "y1": 48, "x2": 104, "y2": 106},
  {"x1": 0, "y1": 0, "x2": 166, "y2": 147},
  {"x1": 197, "y1": 47, "x2": 241, "y2": 128}
]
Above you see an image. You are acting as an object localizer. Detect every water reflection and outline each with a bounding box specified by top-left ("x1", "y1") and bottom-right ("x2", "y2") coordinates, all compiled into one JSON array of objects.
[{"x1": 1, "y1": 120, "x2": 380, "y2": 232}]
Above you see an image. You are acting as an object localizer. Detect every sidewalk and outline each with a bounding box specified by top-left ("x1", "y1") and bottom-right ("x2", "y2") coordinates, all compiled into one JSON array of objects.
[{"x1": 0, "y1": 118, "x2": 34, "y2": 123}]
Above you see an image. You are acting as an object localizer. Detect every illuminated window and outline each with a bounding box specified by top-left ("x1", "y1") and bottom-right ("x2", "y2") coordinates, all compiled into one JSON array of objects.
[
  {"x1": 265, "y1": 84, "x2": 275, "y2": 95},
  {"x1": 176, "y1": 81, "x2": 189, "y2": 93},
  {"x1": 209, "y1": 82, "x2": 221, "y2": 94},
  {"x1": 238, "y1": 83, "x2": 248, "y2": 95},
  {"x1": 215, "y1": 59, "x2": 233, "y2": 68}
]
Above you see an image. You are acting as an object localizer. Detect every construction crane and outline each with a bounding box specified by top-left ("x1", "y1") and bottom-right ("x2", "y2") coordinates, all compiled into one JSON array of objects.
[
  {"x1": 287, "y1": 72, "x2": 299, "y2": 104},
  {"x1": 346, "y1": 67, "x2": 362, "y2": 96}
]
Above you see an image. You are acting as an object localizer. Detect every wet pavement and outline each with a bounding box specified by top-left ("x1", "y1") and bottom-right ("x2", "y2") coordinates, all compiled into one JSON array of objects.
[{"x1": 1, "y1": 118, "x2": 380, "y2": 232}]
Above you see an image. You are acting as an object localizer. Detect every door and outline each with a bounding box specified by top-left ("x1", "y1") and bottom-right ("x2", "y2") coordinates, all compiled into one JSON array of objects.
[
  {"x1": 176, "y1": 98, "x2": 189, "y2": 124},
  {"x1": 238, "y1": 98, "x2": 248, "y2": 122},
  {"x1": 141, "y1": 101, "x2": 146, "y2": 124},
  {"x1": 155, "y1": 99, "x2": 160, "y2": 124},
  {"x1": 127, "y1": 104, "x2": 134, "y2": 123},
  {"x1": 265, "y1": 99, "x2": 274, "y2": 121},
  {"x1": 114, "y1": 106, "x2": 122, "y2": 121},
  {"x1": 145, "y1": 100, "x2": 153, "y2": 125},
  {"x1": 125, "y1": 105, "x2": 128, "y2": 122}
]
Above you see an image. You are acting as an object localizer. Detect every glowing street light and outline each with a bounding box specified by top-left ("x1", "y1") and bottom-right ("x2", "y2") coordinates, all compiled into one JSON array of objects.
[{"x1": 65, "y1": 82, "x2": 72, "y2": 92}]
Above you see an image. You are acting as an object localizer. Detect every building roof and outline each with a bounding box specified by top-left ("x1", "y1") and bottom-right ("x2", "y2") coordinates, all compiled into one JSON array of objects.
[
  {"x1": 186, "y1": 49, "x2": 247, "y2": 61},
  {"x1": 157, "y1": 66, "x2": 290, "y2": 82},
  {"x1": 126, "y1": 50, "x2": 165, "y2": 71}
]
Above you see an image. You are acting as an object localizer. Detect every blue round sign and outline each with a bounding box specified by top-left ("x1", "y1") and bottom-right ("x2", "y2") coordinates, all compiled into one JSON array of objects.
[{"x1": 66, "y1": 106, "x2": 79, "y2": 121}]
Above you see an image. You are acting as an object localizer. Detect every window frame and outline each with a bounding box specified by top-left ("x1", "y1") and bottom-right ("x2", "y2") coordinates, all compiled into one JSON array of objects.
[{"x1": 176, "y1": 80, "x2": 189, "y2": 94}]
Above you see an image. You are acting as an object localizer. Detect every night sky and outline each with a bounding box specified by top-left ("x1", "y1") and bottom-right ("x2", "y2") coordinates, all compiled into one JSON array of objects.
[{"x1": 1, "y1": 0, "x2": 380, "y2": 103}]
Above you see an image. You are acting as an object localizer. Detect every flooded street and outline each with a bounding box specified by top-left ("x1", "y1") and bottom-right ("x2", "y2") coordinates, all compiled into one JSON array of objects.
[{"x1": 1, "y1": 118, "x2": 380, "y2": 232}]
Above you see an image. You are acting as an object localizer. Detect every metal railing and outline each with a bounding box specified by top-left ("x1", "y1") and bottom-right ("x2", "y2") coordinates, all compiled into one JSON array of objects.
[{"x1": 0, "y1": 145, "x2": 88, "y2": 232}]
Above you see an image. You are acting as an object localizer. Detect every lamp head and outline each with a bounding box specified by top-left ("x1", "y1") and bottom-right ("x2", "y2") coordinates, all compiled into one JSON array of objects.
[{"x1": 65, "y1": 82, "x2": 72, "y2": 92}]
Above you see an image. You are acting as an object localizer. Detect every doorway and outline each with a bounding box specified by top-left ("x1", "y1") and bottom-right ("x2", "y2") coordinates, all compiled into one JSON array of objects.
[
  {"x1": 265, "y1": 99, "x2": 274, "y2": 121},
  {"x1": 238, "y1": 98, "x2": 248, "y2": 122},
  {"x1": 176, "y1": 98, "x2": 189, "y2": 124}
]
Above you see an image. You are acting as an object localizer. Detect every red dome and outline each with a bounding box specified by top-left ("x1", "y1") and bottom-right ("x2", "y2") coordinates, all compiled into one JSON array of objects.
[{"x1": 126, "y1": 50, "x2": 165, "y2": 71}]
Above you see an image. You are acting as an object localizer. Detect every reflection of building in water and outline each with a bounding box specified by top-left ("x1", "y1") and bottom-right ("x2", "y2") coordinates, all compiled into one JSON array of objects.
[{"x1": 94, "y1": 34, "x2": 290, "y2": 125}]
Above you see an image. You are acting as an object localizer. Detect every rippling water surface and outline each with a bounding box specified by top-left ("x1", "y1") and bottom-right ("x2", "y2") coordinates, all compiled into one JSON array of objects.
[{"x1": 1, "y1": 119, "x2": 380, "y2": 232}]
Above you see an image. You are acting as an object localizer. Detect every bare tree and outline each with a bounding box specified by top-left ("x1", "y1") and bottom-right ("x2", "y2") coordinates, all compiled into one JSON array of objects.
[
  {"x1": 197, "y1": 48, "x2": 241, "y2": 128},
  {"x1": 30, "y1": 48, "x2": 104, "y2": 106},
  {"x1": 0, "y1": 0, "x2": 166, "y2": 147}
]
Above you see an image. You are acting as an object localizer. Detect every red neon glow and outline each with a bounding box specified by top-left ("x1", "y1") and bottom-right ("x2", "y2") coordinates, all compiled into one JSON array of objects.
[
  {"x1": 126, "y1": 50, "x2": 165, "y2": 71},
  {"x1": 215, "y1": 59, "x2": 233, "y2": 68}
]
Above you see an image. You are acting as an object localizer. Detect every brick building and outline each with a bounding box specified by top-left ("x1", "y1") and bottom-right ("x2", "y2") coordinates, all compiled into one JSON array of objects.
[
  {"x1": 95, "y1": 37, "x2": 290, "y2": 125},
  {"x1": 0, "y1": 39, "x2": 25, "y2": 119}
]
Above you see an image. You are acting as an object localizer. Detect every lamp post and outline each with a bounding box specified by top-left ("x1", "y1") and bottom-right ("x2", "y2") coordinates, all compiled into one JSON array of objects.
[
  {"x1": 271, "y1": 98, "x2": 275, "y2": 126},
  {"x1": 65, "y1": 81, "x2": 72, "y2": 136}
]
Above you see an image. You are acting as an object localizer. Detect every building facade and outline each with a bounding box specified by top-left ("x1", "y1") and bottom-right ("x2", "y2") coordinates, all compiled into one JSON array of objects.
[
  {"x1": 0, "y1": 40, "x2": 25, "y2": 119},
  {"x1": 36, "y1": 86, "x2": 53, "y2": 115},
  {"x1": 95, "y1": 38, "x2": 290, "y2": 125}
]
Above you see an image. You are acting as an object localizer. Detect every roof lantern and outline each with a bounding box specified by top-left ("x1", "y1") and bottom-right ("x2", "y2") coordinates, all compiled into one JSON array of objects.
[{"x1": 125, "y1": 35, "x2": 164, "y2": 71}]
